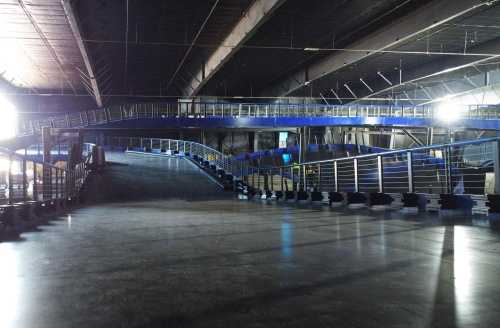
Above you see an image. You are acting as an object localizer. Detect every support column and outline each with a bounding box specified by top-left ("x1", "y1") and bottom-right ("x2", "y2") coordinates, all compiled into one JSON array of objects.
[
  {"x1": 494, "y1": 140, "x2": 500, "y2": 194},
  {"x1": 253, "y1": 132, "x2": 260, "y2": 152},
  {"x1": 217, "y1": 132, "x2": 224, "y2": 153},
  {"x1": 299, "y1": 127, "x2": 308, "y2": 164},
  {"x1": 97, "y1": 132, "x2": 105, "y2": 147},
  {"x1": 248, "y1": 131, "x2": 255, "y2": 153},
  {"x1": 42, "y1": 127, "x2": 52, "y2": 201},
  {"x1": 200, "y1": 130, "x2": 206, "y2": 145}
]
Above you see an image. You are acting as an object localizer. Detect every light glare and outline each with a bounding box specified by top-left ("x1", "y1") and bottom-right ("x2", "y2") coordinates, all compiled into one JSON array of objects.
[
  {"x1": 436, "y1": 101, "x2": 467, "y2": 123},
  {"x1": 0, "y1": 95, "x2": 17, "y2": 140}
]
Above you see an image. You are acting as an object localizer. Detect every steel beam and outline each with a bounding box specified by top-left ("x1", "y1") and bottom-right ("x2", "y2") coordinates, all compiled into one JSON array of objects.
[
  {"x1": 61, "y1": 0, "x2": 103, "y2": 107},
  {"x1": 353, "y1": 38, "x2": 500, "y2": 104},
  {"x1": 19, "y1": 0, "x2": 77, "y2": 94},
  {"x1": 263, "y1": 0, "x2": 491, "y2": 97},
  {"x1": 184, "y1": 0, "x2": 287, "y2": 96},
  {"x1": 402, "y1": 129, "x2": 425, "y2": 147},
  {"x1": 165, "y1": 0, "x2": 221, "y2": 93}
]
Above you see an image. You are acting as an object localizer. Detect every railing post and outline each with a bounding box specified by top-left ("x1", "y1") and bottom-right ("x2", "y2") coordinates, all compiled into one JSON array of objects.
[
  {"x1": 494, "y1": 140, "x2": 500, "y2": 194},
  {"x1": 8, "y1": 155, "x2": 13, "y2": 205},
  {"x1": 334, "y1": 161, "x2": 338, "y2": 192},
  {"x1": 268, "y1": 170, "x2": 273, "y2": 191},
  {"x1": 55, "y1": 169, "x2": 59, "y2": 199},
  {"x1": 257, "y1": 165, "x2": 261, "y2": 190},
  {"x1": 407, "y1": 151, "x2": 414, "y2": 193},
  {"x1": 33, "y1": 162, "x2": 38, "y2": 201},
  {"x1": 303, "y1": 164, "x2": 307, "y2": 191},
  {"x1": 22, "y1": 159, "x2": 27, "y2": 202},
  {"x1": 280, "y1": 167, "x2": 284, "y2": 191},
  {"x1": 317, "y1": 163, "x2": 321, "y2": 191},
  {"x1": 377, "y1": 156, "x2": 384, "y2": 193},
  {"x1": 290, "y1": 166, "x2": 295, "y2": 192},
  {"x1": 444, "y1": 146, "x2": 453, "y2": 194},
  {"x1": 353, "y1": 159, "x2": 359, "y2": 193}
]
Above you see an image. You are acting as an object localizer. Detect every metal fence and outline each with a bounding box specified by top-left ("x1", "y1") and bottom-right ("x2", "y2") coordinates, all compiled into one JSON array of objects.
[
  {"x1": 108, "y1": 137, "x2": 244, "y2": 177},
  {"x1": 243, "y1": 137, "x2": 500, "y2": 196},
  {"x1": 17, "y1": 102, "x2": 500, "y2": 136},
  {"x1": 0, "y1": 144, "x2": 95, "y2": 205}
]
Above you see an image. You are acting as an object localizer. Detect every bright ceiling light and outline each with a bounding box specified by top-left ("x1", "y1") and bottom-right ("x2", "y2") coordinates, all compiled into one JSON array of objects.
[
  {"x1": 304, "y1": 47, "x2": 321, "y2": 52},
  {"x1": 0, "y1": 95, "x2": 18, "y2": 140},
  {"x1": 436, "y1": 99, "x2": 467, "y2": 123}
]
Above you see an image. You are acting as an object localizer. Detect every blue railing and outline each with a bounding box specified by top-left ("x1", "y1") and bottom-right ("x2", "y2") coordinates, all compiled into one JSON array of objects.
[
  {"x1": 17, "y1": 102, "x2": 500, "y2": 136},
  {"x1": 242, "y1": 137, "x2": 500, "y2": 196}
]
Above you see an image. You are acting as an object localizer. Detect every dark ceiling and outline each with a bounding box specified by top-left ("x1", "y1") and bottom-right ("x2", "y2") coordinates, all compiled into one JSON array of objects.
[
  {"x1": 74, "y1": 0, "x2": 253, "y2": 101},
  {"x1": 200, "y1": 0, "x2": 432, "y2": 97},
  {"x1": 2, "y1": 0, "x2": 500, "y2": 111}
]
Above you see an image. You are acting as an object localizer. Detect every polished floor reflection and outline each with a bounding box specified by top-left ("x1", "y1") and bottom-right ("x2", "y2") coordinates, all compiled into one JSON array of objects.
[{"x1": 1, "y1": 154, "x2": 500, "y2": 327}]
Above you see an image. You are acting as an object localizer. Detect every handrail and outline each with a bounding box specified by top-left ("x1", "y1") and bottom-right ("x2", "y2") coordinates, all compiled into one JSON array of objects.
[
  {"x1": 0, "y1": 143, "x2": 96, "y2": 206},
  {"x1": 115, "y1": 137, "x2": 237, "y2": 175},
  {"x1": 107, "y1": 136, "x2": 500, "y2": 196},
  {"x1": 16, "y1": 101, "x2": 500, "y2": 137},
  {"x1": 286, "y1": 137, "x2": 500, "y2": 167},
  {"x1": 240, "y1": 137, "x2": 500, "y2": 196}
]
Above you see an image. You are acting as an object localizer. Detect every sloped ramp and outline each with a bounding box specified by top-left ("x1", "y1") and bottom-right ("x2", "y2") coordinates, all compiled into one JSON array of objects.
[{"x1": 81, "y1": 152, "x2": 229, "y2": 203}]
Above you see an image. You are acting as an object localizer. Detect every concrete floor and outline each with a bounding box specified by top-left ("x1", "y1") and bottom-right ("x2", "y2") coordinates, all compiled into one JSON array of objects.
[{"x1": 1, "y1": 153, "x2": 500, "y2": 327}]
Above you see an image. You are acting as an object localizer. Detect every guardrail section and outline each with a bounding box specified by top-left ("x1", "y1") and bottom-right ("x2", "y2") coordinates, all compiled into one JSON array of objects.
[
  {"x1": 17, "y1": 102, "x2": 500, "y2": 136},
  {"x1": 243, "y1": 138, "x2": 500, "y2": 196}
]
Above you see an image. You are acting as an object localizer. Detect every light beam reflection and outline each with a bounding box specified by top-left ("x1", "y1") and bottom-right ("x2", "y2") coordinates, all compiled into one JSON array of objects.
[
  {"x1": 0, "y1": 244, "x2": 20, "y2": 328},
  {"x1": 281, "y1": 221, "x2": 293, "y2": 261},
  {"x1": 454, "y1": 227, "x2": 473, "y2": 321}
]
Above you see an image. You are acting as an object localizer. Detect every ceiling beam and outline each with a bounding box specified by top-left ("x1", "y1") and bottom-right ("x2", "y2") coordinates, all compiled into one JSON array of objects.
[
  {"x1": 164, "y1": 0, "x2": 221, "y2": 94},
  {"x1": 353, "y1": 38, "x2": 500, "y2": 104},
  {"x1": 183, "y1": 0, "x2": 287, "y2": 97},
  {"x1": 262, "y1": 0, "x2": 495, "y2": 97},
  {"x1": 18, "y1": 0, "x2": 78, "y2": 94},
  {"x1": 61, "y1": 0, "x2": 103, "y2": 107}
]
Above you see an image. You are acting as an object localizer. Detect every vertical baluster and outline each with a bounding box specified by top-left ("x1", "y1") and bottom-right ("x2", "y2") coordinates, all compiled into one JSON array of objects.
[
  {"x1": 377, "y1": 156, "x2": 384, "y2": 193},
  {"x1": 353, "y1": 159, "x2": 359, "y2": 193},
  {"x1": 407, "y1": 151, "x2": 414, "y2": 193}
]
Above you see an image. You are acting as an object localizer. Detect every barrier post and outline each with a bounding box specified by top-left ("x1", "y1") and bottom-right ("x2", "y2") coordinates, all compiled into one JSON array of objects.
[
  {"x1": 303, "y1": 165, "x2": 307, "y2": 191},
  {"x1": 317, "y1": 163, "x2": 321, "y2": 191},
  {"x1": 377, "y1": 156, "x2": 384, "y2": 193},
  {"x1": 334, "y1": 161, "x2": 338, "y2": 192},
  {"x1": 407, "y1": 151, "x2": 414, "y2": 193},
  {"x1": 280, "y1": 167, "x2": 284, "y2": 191},
  {"x1": 494, "y1": 140, "x2": 500, "y2": 194},
  {"x1": 353, "y1": 159, "x2": 359, "y2": 193},
  {"x1": 8, "y1": 155, "x2": 13, "y2": 205},
  {"x1": 22, "y1": 159, "x2": 27, "y2": 202},
  {"x1": 33, "y1": 162, "x2": 38, "y2": 201}
]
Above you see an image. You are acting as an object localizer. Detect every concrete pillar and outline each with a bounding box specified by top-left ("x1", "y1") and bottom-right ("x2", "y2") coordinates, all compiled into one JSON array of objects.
[
  {"x1": 42, "y1": 127, "x2": 52, "y2": 201},
  {"x1": 299, "y1": 127, "x2": 308, "y2": 163},
  {"x1": 426, "y1": 127, "x2": 434, "y2": 146},
  {"x1": 97, "y1": 132, "x2": 105, "y2": 146},
  {"x1": 200, "y1": 130, "x2": 206, "y2": 145},
  {"x1": 248, "y1": 132, "x2": 255, "y2": 152},
  {"x1": 42, "y1": 127, "x2": 52, "y2": 164},
  {"x1": 217, "y1": 132, "x2": 224, "y2": 152},
  {"x1": 494, "y1": 140, "x2": 500, "y2": 194}
]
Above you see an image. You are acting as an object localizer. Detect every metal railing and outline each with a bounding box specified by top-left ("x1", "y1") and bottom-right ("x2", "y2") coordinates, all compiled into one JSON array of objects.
[
  {"x1": 0, "y1": 144, "x2": 95, "y2": 205},
  {"x1": 243, "y1": 138, "x2": 500, "y2": 196},
  {"x1": 109, "y1": 137, "x2": 242, "y2": 177},
  {"x1": 17, "y1": 102, "x2": 500, "y2": 136}
]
